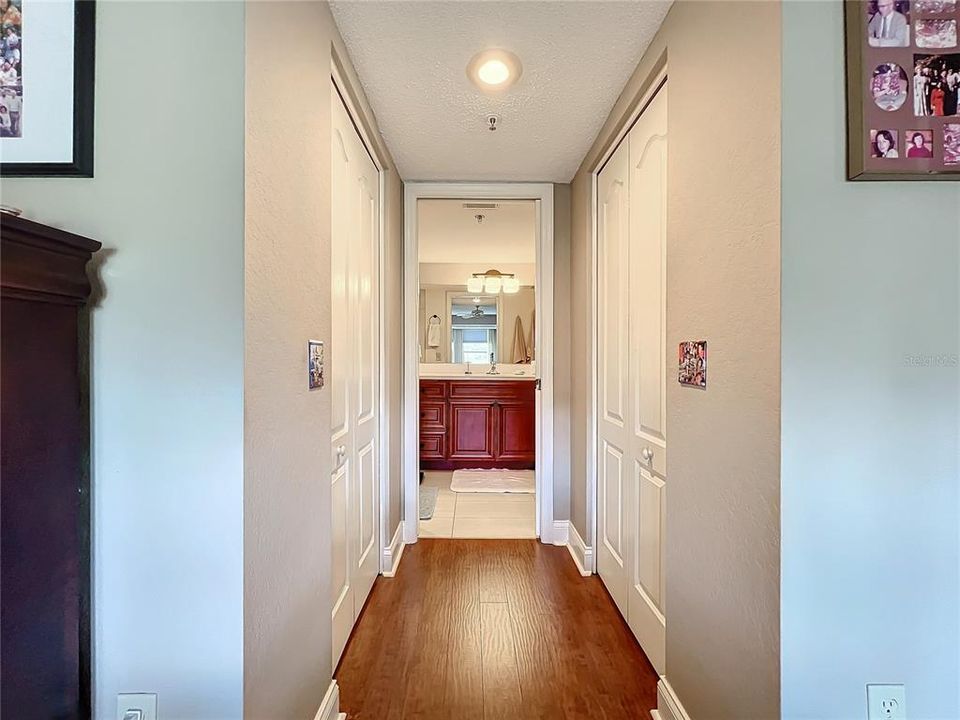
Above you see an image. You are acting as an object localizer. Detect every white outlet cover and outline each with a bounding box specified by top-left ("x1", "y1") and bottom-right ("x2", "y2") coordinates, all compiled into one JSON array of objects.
[
  {"x1": 117, "y1": 693, "x2": 158, "y2": 720},
  {"x1": 867, "y1": 684, "x2": 906, "y2": 720}
]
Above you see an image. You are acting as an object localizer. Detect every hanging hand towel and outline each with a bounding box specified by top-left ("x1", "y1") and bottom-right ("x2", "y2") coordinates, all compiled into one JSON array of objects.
[
  {"x1": 512, "y1": 316, "x2": 530, "y2": 363},
  {"x1": 426, "y1": 316, "x2": 441, "y2": 348}
]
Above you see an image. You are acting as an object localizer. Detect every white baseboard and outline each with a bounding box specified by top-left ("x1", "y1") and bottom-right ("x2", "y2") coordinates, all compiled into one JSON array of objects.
[
  {"x1": 382, "y1": 521, "x2": 405, "y2": 577},
  {"x1": 566, "y1": 520, "x2": 593, "y2": 576},
  {"x1": 551, "y1": 520, "x2": 569, "y2": 546},
  {"x1": 314, "y1": 680, "x2": 342, "y2": 720},
  {"x1": 656, "y1": 677, "x2": 692, "y2": 720}
]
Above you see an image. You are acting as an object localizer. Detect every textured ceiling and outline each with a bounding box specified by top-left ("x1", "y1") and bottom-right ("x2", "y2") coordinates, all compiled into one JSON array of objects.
[
  {"x1": 418, "y1": 199, "x2": 536, "y2": 264},
  {"x1": 330, "y1": 1, "x2": 672, "y2": 182}
]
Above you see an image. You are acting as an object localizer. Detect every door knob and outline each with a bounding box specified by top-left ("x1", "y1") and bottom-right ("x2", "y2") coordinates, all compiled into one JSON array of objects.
[{"x1": 641, "y1": 447, "x2": 653, "y2": 462}]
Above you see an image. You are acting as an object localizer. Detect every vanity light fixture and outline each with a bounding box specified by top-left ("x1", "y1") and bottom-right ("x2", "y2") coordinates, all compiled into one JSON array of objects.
[
  {"x1": 468, "y1": 269, "x2": 519, "y2": 294},
  {"x1": 467, "y1": 49, "x2": 523, "y2": 93}
]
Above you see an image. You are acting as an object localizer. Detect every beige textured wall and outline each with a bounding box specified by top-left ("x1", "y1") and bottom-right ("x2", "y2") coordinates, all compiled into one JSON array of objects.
[
  {"x1": 244, "y1": 2, "x2": 403, "y2": 717},
  {"x1": 552, "y1": 183, "x2": 572, "y2": 520},
  {"x1": 569, "y1": 2, "x2": 781, "y2": 718}
]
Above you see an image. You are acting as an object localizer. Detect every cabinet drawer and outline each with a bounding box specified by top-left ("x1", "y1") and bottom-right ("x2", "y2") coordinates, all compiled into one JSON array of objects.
[
  {"x1": 419, "y1": 433, "x2": 445, "y2": 459},
  {"x1": 419, "y1": 401, "x2": 446, "y2": 431},
  {"x1": 447, "y1": 380, "x2": 534, "y2": 401},
  {"x1": 420, "y1": 380, "x2": 447, "y2": 400}
]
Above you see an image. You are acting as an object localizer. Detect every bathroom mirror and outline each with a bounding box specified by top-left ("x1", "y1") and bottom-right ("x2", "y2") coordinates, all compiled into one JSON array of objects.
[{"x1": 417, "y1": 198, "x2": 536, "y2": 364}]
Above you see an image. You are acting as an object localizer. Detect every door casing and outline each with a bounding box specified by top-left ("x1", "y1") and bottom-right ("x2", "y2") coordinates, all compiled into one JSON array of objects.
[{"x1": 402, "y1": 182, "x2": 556, "y2": 544}]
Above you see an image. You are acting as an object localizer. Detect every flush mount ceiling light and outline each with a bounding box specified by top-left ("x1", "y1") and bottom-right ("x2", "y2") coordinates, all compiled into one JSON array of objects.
[
  {"x1": 467, "y1": 269, "x2": 519, "y2": 294},
  {"x1": 467, "y1": 49, "x2": 522, "y2": 92}
]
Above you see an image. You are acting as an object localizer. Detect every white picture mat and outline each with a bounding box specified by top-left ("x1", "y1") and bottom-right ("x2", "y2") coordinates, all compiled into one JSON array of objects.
[{"x1": 0, "y1": 0, "x2": 76, "y2": 164}]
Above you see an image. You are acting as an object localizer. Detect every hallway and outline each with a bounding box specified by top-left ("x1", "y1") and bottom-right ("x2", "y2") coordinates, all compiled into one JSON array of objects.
[{"x1": 335, "y1": 539, "x2": 658, "y2": 719}]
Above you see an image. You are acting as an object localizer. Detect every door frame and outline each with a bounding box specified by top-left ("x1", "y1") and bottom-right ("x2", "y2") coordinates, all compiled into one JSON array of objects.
[
  {"x1": 589, "y1": 67, "x2": 668, "y2": 572},
  {"x1": 331, "y1": 63, "x2": 389, "y2": 575},
  {"x1": 403, "y1": 182, "x2": 556, "y2": 544}
]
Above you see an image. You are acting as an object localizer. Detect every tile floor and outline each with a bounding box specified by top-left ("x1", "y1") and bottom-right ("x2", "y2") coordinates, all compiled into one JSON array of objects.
[{"x1": 418, "y1": 470, "x2": 537, "y2": 539}]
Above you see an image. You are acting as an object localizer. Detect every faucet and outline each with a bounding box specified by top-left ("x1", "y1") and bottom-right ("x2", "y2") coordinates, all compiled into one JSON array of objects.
[{"x1": 486, "y1": 353, "x2": 500, "y2": 375}]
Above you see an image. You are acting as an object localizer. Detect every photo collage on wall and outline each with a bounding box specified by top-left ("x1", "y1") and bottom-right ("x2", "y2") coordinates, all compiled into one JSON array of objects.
[
  {"x1": 862, "y1": 0, "x2": 960, "y2": 171},
  {"x1": 0, "y1": 0, "x2": 22, "y2": 138}
]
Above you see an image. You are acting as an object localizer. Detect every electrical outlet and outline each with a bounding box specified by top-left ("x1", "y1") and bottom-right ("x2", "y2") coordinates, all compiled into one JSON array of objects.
[
  {"x1": 867, "y1": 684, "x2": 906, "y2": 720},
  {"x1": 117, "y1": 693, "x2": 157, "y2": 720}
]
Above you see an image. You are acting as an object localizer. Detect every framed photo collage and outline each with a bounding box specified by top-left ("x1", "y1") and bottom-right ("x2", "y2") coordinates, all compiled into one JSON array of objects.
[{"x1": 846, "y1": 0, "x2": 960, "y2": 180}]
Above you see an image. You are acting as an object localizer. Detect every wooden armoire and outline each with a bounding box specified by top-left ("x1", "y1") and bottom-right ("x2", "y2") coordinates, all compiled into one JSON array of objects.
[{"x1": 1, "y1": 213, "x2": 100, "y2": 720}]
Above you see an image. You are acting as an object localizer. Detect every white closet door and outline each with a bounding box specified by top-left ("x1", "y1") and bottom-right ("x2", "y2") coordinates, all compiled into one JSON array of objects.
[
  {"x1": 331, "y1": 83, "x2": 381, "y2": 667},
  {"x1": 596, "y1": 82, "x2": 668, "y2": 674},
  {"x1": 626, "y1": 84, "x2": 667, "y2": 674},
  {"x1": 596, "y1": 137, "x2": 632, "y2": 617}
]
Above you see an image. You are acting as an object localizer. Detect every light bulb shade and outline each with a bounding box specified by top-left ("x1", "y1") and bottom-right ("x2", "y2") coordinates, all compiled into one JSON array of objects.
[
  {"x1": 484, "y1": 276, "x2": 502, "y2": 294},
  {"x1": 502, "y1": 277, "x2": 520, "y2": 294},
  {"x1": 467, "y1": 276, "x2": 484, "y2": 293}
]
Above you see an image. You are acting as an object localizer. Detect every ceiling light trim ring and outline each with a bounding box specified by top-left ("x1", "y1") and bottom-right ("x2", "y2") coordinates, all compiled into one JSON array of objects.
[{"x1": 466, "y1": 48, "x2": 523, "y2": 93}]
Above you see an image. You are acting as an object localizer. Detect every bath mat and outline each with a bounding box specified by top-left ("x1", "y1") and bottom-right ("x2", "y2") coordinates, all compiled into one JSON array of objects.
[
  {"x1": 450, "y1": 468, "x2": 535, "y2": 494},
  {"x1": 419, "y1": 486, "x2": 439, "y2": 520}
]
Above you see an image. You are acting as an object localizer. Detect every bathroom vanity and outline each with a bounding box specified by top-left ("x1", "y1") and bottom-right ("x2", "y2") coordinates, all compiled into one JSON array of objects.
[{"x1": 419, "y1": 368, "x2": 536, "y2": 470}]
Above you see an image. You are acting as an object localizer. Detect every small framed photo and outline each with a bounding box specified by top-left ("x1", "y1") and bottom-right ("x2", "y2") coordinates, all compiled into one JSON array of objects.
[
  {"x1": 678, "y1": 341, "x2": 707, "y2": 389},
  {"x1": 308, "y1": 340, "x2": 324, "y2": 390},
  {"x1": 0, "y1": 0, "x2": 96, "y2": 177},
  {"x1": 870, "y1": 128, "x2": 900, "y2": 156},
  {"x1": 905, "y1": 128, "x2": 934, "y2": 156}
]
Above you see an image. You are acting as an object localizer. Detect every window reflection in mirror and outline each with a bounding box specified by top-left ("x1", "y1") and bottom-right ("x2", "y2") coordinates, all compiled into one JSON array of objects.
[{"x1": 450, "y1": 294, "x2": 498, "y2": 363}]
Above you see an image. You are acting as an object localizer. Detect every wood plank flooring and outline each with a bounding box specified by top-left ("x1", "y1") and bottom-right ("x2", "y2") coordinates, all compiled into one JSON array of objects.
[{"x1": 335, "y1": 539, "x2": 659, "y2": 720}]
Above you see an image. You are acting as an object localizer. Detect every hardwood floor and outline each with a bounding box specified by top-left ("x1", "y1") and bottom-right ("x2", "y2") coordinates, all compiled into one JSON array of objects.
[{"x1": 335, "y1": 539, "x2": 659, "y2": 719}]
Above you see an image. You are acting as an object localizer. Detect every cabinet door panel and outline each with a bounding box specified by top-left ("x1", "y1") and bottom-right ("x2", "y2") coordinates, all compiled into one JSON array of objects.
[
  {"x1": 449, "y1": 403, "x2": 495, "y2": 460},
  {"x1": 496, "y1": 402, "x2": 535, "y2": 461}
]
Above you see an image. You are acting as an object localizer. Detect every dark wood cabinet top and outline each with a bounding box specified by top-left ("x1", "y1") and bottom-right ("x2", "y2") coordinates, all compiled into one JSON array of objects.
[{"x1": 1, "y1": 213, "x2": 101, "y2": 305}]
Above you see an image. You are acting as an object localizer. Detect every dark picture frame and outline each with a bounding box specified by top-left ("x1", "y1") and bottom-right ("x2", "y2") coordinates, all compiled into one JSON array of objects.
[
  {"x1": 0, "y1": 0, "x2": 95, "y2": 177},
  {"x1": 845, "y1": 0, "x2": 960, "y2": 180}
]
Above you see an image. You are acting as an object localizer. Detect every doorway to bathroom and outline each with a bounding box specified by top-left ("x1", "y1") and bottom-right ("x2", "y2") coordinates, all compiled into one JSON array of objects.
[{"x1": 402, "y1": 183, "x2": 556, "y2": 544}]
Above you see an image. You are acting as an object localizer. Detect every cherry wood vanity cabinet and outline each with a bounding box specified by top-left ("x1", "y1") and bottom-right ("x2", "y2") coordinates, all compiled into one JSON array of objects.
[
  {"x1": 419, "y1": 378, "x2": 535, "y2": 470},
  {"x1": 1, "y1": 214, "x2": 100, "y2": 720}
]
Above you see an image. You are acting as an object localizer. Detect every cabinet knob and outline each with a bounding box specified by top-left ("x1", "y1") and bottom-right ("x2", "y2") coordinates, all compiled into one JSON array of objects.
[{"x1": 641, "y1": 447, "x2": 653, "y2": 462}]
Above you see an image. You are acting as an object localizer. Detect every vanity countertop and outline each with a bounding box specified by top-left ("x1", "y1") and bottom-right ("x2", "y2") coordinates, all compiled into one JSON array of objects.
[
  {"x1": 419, "y1": 362, "x2": 537, "y2": 381},
  {"x1": 419, "y1": 372, "x2": 537, "y2": 381}
]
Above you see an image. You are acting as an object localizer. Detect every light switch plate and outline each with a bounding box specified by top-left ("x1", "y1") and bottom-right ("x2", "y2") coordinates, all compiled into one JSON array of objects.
[
  {"x1": 867, "y1": 683, "x2": 906, "y2": 720},
  {"x1": 117, "y1": 693, "x2": 157, "y2": 720}
]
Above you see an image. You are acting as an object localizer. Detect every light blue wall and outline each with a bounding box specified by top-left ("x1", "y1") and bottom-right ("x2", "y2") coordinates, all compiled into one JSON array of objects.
[
  {"x1": 782, "y1": 3, "x2": 960, "y2": 719},
  {"x1": 0, "y1": 3, "x2": 245, "y2": 718}
]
